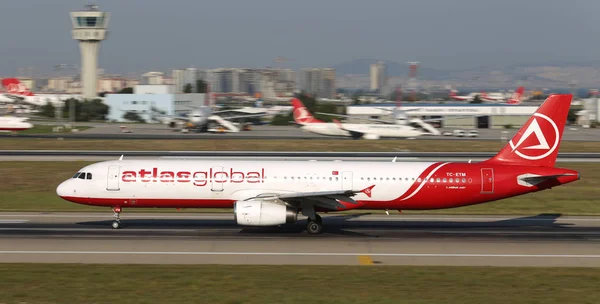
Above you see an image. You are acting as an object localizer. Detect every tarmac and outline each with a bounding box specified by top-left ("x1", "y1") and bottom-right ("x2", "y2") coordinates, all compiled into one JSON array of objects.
[
  {"x1": 4, "y1": 123, "x2": 600, "y2": 141},
  {"x1": 1, "y1": 212, "x2": 599, "y2": 267}
]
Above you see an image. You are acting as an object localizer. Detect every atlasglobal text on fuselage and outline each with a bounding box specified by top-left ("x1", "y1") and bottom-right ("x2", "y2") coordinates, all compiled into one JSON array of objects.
[{"x1": 57, "y1": 94, "x2": 579, "y2": 234}]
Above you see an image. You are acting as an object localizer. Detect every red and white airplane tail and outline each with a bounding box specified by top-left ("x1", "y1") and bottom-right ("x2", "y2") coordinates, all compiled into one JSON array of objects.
[
  {"x1": 506, "y1": 86, "x2": 525, "y2": 104},
  {"x1": 291, "y1": 98, "x2": 323, "y2": 124},
  {"x1": 486, "y1": 94, "x2": 571, "y2": 167},
  {"x1": 1, "y1": 78, "x2": 34, "y2": 96}
]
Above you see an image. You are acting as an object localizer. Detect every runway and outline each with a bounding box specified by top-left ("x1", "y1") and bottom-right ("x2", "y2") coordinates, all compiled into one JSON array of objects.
[
  {"x1": 3, "y1": 123, "x2": 600, "y2": 141},
  {"x1": 1, "y1": 212, "x2": 599, "y2": 267}
]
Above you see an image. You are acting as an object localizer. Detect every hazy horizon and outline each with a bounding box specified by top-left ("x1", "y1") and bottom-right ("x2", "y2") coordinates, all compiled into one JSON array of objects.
[{"x1": 1, "y1": 0, "x2": 599, "y2": 76}]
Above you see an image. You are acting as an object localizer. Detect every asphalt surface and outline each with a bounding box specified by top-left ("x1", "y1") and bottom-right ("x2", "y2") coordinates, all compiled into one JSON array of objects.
[
  {"x1": 3, "y1": 123, "x2": 600, "y2": 141},
  {"x1": 1, "y1": 155, "x2": 597, "y2": 162},
  {"x1": 1, "y1": 212, "x2": 599, "y2": 267}
]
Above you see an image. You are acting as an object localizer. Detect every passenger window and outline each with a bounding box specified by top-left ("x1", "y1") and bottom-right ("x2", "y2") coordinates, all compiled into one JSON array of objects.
[
  {"x1": 86, "y1": 173, "x2": 92, "y2": 180},
  {"x1": 443, "y1": 178, "x2": 447, "y2": 183},
  {"x1": 462, "y1": 178, "x2": 466, "y2": 183},
  {"x1": 417, "y1": 178, "x2": 422, "y2": 182}
]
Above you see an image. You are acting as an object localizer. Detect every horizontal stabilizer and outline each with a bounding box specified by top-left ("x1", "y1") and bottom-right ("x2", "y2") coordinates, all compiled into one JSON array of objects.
[{"x1": 517, "y1": 173, "x2": 578, "y2": 187}]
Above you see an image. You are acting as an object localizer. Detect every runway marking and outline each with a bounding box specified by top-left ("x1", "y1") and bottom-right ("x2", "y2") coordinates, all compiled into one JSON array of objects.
[
  {"x1": 358, "y1": 255, "x2": 374, "y2": 265},
  {"x1": 0, "y1": 251, "x2": 599, "y2": 258},
  {"x1": 0, "y1": 220, "x2": 28, "y2": 224},
  {"x1": 2, "y1": 227, "x2": 599, "y2": 236},
  {"x1": 1, "y1": 214, "x2": 600, "y2": 222}
]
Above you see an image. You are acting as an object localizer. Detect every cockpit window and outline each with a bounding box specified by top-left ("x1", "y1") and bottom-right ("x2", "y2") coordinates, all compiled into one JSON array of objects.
[
  {"x1": 72, "y1": 172, "x2": 81, "y2": 178},
  {"x1": 78, "y1": 173, "x2": 86, "y2": 179},
  {"x1": 86, "y1": 173, "x2": 92, "y2": 180}
]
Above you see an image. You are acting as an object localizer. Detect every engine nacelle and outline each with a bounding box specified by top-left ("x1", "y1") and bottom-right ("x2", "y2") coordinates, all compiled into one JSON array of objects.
[
  {"x1": 234, "y1": 199, "x2": 298, "y2": 226},
  {"x1": 363, "y1": 133, "x2": 380, "y2": 140}
]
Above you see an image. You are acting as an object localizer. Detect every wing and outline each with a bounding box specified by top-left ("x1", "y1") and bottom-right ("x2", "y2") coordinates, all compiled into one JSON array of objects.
[
  {"x1": 251, "y1": 185, "x2": 375, "y2": 211},
  {"x1": 215, "y1": 113, "x2": 269, "y2": 121}
]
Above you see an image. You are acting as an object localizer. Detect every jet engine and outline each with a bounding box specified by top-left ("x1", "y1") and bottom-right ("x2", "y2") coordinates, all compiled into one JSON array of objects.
[
  {"x1": 234, "y1": 199, "x2": 298, "y2": 226},
  {"x1": 363, "y1": 133, "x2": 380, "y2": 140}
]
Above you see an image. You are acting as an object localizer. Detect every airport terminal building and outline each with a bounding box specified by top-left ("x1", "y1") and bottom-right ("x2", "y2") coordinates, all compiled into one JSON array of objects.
[
  {"x1": 104, "y1": 92, "x2": 206, "y2": 123},
  {"x1": 347, "y1": 103, "x2": 541, "y2": 129}
]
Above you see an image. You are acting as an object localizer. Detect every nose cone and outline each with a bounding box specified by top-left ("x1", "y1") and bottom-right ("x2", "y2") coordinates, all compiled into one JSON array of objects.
[{"x1": 56, "y1": 180, "x2": 72, "y2": 198}]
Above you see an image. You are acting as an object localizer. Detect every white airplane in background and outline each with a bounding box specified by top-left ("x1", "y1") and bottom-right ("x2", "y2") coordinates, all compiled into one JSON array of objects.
[
  {"x1": 317, "y1": 87, "x2": 442, "y2": 136},
  {"x1": 449, "y1": 90, "x2": 483, "y2": 102},
  {"x1": 56, "y1": 94, "x2": 579, "y2": 234},
  {"x1": 481, "y1": 86, "x2": 525, "y2": 104},
  {"x1": 292, "y1": 98, "x2": 424, "y2": 139},
  {"x1": 156, "y1": 105, "x2": 269, "y2": 133},
  {"x1": 1, "y1": 78, "x2": 79, "y2": 107},
  {"x1": 0, "y1": 116, "x2": 33, "y2": 132}
]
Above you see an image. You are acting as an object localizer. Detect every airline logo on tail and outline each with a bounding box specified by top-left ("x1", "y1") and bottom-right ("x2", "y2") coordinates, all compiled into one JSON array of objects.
[
  {"x1": 487, "y1": 94, "x2": 570, "y2": 167},
  {"x1": 2, "y1": 78, "x2": 33, "y2": 96},
  {"x1": 509, "y1": 113, "x2": 559, "y2": 160},
  {"x1": 507, "y1": 86, "x2": 525, "y2": 104},
  {"x1": 291, "y1": 98, "x2": 322, "y2": 124}
]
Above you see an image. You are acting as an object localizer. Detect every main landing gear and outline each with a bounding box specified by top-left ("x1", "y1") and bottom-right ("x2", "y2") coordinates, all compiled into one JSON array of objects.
[
  {"x1": 112, "y1": 206, "x2": 122, "y2": 229},
  {"x1": 306, "y1": 214, "x2": 323, "y2": 234}
]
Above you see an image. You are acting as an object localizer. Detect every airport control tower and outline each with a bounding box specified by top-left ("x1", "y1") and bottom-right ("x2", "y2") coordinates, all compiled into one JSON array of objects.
[{"x1": 70, "y1": 5, "x2": 109, "y2": 99}]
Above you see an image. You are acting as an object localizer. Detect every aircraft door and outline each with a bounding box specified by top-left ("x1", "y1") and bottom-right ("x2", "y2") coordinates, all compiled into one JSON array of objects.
[
  {"x1": 481, "y1": 168, "x2": 494, "y2": 193},
  {"x1": 106, "y1": 165, "x2": 120, "y2": 191},
  {"x1": 342, "y1": 171, "x2": 353, "y2": 190},
  {"x1": 211, "y1": 166, "x2": 224, "y2": 192}
]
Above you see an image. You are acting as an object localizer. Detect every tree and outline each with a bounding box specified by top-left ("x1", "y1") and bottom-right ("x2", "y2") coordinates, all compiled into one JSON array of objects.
[
  {"x1": 183, "y1": 83, "x2": 193, "y2": 93},
  {"x1": 123, "y1": 111, "x2": 146, "y2": 123},
  {"x1": 40, "y1": 101, "x2": 56, "y2": 118},
  {"x1": 195, "y1": 79, "x2": 208, "y2": 93},
  {"x1": 118, "y1": 87, "x2": 133, "y2": 94},
  {"x1": 61, "y1": 98, "x2": 110, "y2": 121}
]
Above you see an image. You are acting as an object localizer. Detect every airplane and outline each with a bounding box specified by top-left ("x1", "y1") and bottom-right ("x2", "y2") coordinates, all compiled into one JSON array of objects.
[
  {"x1": 317, "y1": 86, "x2": 442, "y2": 136},
  {"x1": 292, "y1": 98, "x2": 425, "y2": 139},
  {"x1": 56, "y1": 94, "x2": 579, "y2": 234},
  {"x1": 481, "y1": 86, "x2": 525, "y2": 104},
  {"x1": 1, "y1": 78, "x2": 79, "y2": 107},
  {"x1": 156, "y1": 106, "x2": 269, "y2": 133},
  {"x1": 0, "y1": 116, "x2": 33, "y2": 132},
  {"x1": 449, "y1": 90, "x2": 483, "y2": 102}
]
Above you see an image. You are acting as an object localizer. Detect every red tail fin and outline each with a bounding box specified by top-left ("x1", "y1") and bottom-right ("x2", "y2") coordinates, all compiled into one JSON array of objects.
[
  {"x1": 2, "y1": 78, "x2": 33, "y2": 96},
  {"x1": 486, "y1": 94, "x2": 572, "y2": 167},
  {"x1": 506, "y1": 86, "x2": 525, "y2": 104},
  {"x1": 291, "y1": 98, "x2": 323, "y2": 124}
]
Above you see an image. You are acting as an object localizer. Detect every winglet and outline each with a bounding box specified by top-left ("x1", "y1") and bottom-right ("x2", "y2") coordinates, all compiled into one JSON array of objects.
[
  {"x1": 360, "y1": 185, "x2": 376, "y2": 198},
  {"x1": 392, "y1": 156, "x2": 397, "y2": 163},
  {"x1": 119, "y1": 155, "x2": 124, "y2": 160}
]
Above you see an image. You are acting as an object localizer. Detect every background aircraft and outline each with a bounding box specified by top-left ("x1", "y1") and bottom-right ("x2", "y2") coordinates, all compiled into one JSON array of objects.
[
  {"x1": 292, "y1": 98, "x2": 425, "y2": 139},
  {"x1": 0, "y1": 116, "x2": 33, "y2": 131},
  {"x1": 155, "y1": 105, "x2": 269, "y2": 133},
  {"x1": 1, "y1": 78, "x2": 78, "y2": 107}
]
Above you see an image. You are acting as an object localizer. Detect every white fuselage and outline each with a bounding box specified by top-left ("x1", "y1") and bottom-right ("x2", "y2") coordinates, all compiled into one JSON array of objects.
[
  {"x1": 57, "y1": 159, "x2": 440, "y2": 210},
  {"x1": 300, "y1": 123, "x2": 423, "y2": 138},
  {"x1": 0, "y1": 116, "x2": 33, "y2": 131}
]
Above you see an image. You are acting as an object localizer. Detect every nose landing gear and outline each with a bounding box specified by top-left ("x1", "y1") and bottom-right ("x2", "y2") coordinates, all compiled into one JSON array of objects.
[{"x1": 112, "y1": 206, "x2": 122, "y2": 229}]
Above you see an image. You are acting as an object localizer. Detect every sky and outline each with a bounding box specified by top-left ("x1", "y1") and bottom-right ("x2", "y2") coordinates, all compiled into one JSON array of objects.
[{"x1": 1, "y1": 0, "x2": 599, "y2": 76}]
